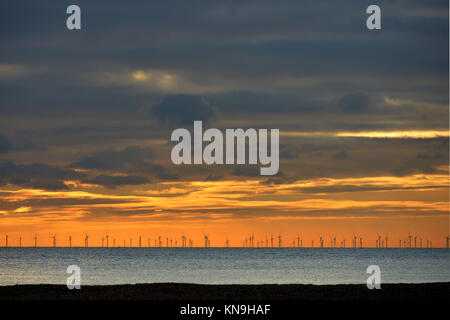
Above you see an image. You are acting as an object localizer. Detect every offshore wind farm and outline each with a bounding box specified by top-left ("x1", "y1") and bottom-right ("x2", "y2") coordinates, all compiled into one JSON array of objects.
[{"x1": 1, "y1": 233, "x2": 447, "y2": 248}]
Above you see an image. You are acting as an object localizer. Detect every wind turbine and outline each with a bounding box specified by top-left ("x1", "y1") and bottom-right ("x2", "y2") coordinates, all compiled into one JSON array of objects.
[
  {"x1": 69, "y1": 235, "x2": 72, "y2": 248},
  {"x1": 52, "y1": 235, "x2": 56, "y2": 248},
  {"x1": 34, "y1": 235, "x2": 37, "y2": 248},
  {"x1": 359, "y1": 237, "x2": 363, "y2": 248},
  {"x1": 19, "y1": 236, "x2": 22, "y2": 248},
  {"x1": 278, "y1": 233, "x2": 282, "y2": 248},
  {"x1": 408, "y1": 232, "x2": 412, "y2": 248},
  {"x1": 271, "y1": 234, "x2": 274, "y2": 248},
  {"x1": 5, "y1": 234, "x2": 8, "y2": 248},
  {"x1": 85, "y1": 233, "x2": 89, "y2": 248}
]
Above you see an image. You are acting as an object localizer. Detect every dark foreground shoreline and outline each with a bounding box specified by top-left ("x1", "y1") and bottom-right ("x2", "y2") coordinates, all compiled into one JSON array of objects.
[{"x1": 0, "y1": 282, "x2": 448, "y2": 300}]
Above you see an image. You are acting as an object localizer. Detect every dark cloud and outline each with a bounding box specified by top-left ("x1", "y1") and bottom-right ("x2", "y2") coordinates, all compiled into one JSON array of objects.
[
  {"x1": 70, "y1": 146, "x2": 154, "y2": 172},
  {"x1": 0, "y1": 133, "x2": 12, "y2": 153},
  {"x1": 337, "y1": 93, "x2": 372, "y2": 113},
  {"x1": 70, "y1": 146, "x2": 180, "y2": 182},
  {"x1": 232, "y1": 166, "x2": 261, "y2": 177},
  {"x1": 332, "y1": 151, "x2": 351, "y2": 159},
  {"x1": 0, "y1": 161, "x2": 82, "y2": 190},
  {"x1": 83, "y1": 174, "x2": 150, "y2": 188},
  {"x1": 151, "y1": 95, "x2": 215, "y2": 125}
]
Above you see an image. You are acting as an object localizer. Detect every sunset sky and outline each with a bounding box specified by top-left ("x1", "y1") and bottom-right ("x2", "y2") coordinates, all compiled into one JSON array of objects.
[{"x1": 0, "y1": 0, "x2": 448, "y2": 247}]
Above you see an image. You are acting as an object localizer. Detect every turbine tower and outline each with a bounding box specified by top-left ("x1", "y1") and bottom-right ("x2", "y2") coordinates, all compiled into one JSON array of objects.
[
  {"x1": 52, "y1": 235, "x2": 56, "y2": 248},
  {"x1": 204, "y1": 234, "x2": 209, "y2": 248}
]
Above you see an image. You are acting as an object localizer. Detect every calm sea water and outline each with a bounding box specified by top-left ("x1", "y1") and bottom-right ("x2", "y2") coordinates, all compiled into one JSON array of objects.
[{"x1": 0, "y1": 248, "x2": 448, "y2": 286}]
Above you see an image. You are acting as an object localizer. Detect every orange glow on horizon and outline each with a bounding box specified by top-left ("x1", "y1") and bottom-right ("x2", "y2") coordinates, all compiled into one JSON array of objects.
[{"x1": 0, "y1": 172, "x2": 448, "y2": 247}]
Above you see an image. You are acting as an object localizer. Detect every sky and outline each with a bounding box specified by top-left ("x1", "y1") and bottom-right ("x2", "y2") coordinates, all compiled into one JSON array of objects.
[{"x1": 0, "y1": 0, "x2": 448, "y2": 247}]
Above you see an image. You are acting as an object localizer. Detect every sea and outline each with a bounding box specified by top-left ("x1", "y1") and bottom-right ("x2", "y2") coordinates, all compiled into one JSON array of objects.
[{"x1": 0, "y1": 248, "x2": 448, "y2": 286}]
